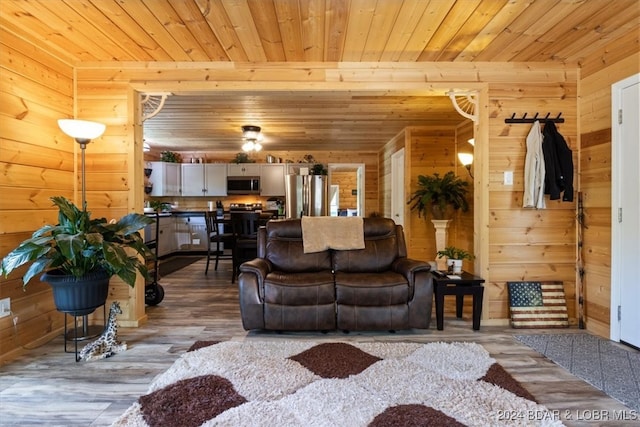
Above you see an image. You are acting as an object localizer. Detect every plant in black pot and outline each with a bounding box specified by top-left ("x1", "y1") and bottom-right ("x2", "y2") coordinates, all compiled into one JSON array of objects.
[{"x1": 0, "y1": 196, "x2": 154, "y2": 316}]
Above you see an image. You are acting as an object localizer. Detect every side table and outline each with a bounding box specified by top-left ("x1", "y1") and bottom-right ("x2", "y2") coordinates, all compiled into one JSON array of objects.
[{"x1": 432, "y1": 271, "x2": 485, "y2": 330}]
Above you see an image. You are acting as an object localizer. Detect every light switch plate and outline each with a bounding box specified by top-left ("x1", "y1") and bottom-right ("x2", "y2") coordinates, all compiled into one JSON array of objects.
[
  {"x1": 0, "y1": 298, "x2": 10, "y2": 318},
  {"x1": 504, "y1": 171, "x2": 514, "y2": 185}
]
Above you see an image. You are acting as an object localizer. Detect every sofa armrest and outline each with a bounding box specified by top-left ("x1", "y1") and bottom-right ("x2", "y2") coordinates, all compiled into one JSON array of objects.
[
  {"x1": 392, "y1": 257, "x2": 432, "y2": 282},
  {"x1": 238, "y1": 258, "x2": 272, "y2": 331},
  {"x1": 392, "y1": 258, "x2": 433, "y2": 329},
  {"x1": 392, "y1": 257, "x2": 431, "y2": 298},
  {"x1": 240, "y1": 258, "x2": 272, "y2": 282}
]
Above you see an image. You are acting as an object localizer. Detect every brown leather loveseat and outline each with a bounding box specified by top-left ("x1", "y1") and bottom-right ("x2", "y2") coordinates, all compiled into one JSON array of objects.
[{"x1": 238, "y1": 217, "x2": 433, "y2": 331}]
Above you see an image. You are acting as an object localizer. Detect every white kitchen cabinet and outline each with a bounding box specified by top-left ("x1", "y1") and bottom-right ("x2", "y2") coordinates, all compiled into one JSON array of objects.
[
  {"x1": 156, "y1": 217, "x2": 177, "y2": 257},
  {"x1": 182, "y1": 164, "x2": 227, "y2": 197},
  {"x1": 149, "y1": 162, "x2": 181, "y2": 197},
  {"x1": 227, "y1": 163, "x2": 260, "y2": 176},
  {"x1": 174, "y1": 215, "x2": 208, "y2": 251},
  {"x1": 260, "y1": 164, "x2": 286, "y2": 196}
]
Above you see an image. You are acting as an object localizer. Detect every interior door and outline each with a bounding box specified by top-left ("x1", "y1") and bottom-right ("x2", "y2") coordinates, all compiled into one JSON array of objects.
[
  {"x1": 612, "y1": 74, "x2": 640, "y2": 348},
  {"x1": 391, "y1": 149, "x2": 405, "y2": 227}
]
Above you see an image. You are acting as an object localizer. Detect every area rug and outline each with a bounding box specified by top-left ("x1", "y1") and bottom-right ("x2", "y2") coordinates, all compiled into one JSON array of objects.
[
  {"x1": 158, "y1": 256, "x2": 203, "y2": 277},
  {"x1": 515, "y1": 333, "x2": 640, "y2": 412},
  {"x1": 112, "y1": 340, "x2": 563, "y2": 427}
]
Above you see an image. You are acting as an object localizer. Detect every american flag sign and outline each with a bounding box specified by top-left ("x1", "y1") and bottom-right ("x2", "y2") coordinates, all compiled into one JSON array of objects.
[{"x1": 507, "y1": 281, "x2": 569, "y2": 328}]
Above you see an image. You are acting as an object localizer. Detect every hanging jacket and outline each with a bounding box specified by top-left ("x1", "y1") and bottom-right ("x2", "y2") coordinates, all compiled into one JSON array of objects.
[
  {"x1": 542, "y1": 121, "x2": 574, "y2": 202},
  {"x1": 523, "y1": 121, "x2": 546, "y2": 209}
]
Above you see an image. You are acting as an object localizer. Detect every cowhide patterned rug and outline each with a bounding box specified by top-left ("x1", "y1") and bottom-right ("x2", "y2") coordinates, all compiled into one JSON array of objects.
[{"x1": 112, "y1": 340, "x2": 563, "y2": 427}]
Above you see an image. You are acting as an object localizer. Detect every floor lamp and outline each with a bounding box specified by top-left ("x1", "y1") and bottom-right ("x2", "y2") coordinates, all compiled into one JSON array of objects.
[{"x1": 57, "y1": 119, "x2": 106, "y2": 339}]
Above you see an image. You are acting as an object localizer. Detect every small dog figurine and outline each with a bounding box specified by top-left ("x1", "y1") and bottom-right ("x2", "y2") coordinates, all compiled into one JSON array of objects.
[{"x1": 79, "y1": 301, "x2": 127, "y2": 361}]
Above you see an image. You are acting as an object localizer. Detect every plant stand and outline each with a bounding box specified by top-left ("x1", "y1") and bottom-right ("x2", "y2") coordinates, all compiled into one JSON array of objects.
[
  {"x1": 64, "y1": 304, "x2": 106, "y2": 361},
  {"x1": 431, "y1": 219, "x2": 451, "y2": 270}
]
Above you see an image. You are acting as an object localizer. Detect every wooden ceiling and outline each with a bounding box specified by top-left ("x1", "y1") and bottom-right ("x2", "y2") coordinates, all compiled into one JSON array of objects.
[
  {"x1": 141, "y1": 91, "x2": 464, "y2": 152},
  {"x1": 2, "y1": 0, "x2": 638, "y2": 152},
  {"x1": 3, "y1": 0, "x2": 637, "y2": 64}
]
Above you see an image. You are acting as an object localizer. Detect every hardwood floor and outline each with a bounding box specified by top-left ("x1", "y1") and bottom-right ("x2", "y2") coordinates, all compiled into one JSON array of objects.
[{"x1": 0, "y1": 257, "x2": 634, "y2": 426}]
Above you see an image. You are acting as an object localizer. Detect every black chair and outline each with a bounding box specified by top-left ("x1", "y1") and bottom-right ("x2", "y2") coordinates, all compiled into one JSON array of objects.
[
  {"x1": 204, "y1": 211, "x2": 234, "y2": 275},
  {"x1": 230, "y1": 212, "x2": 262, "y2": 283},
  {"x1": 262, "y1": 209, "x2": 279, "y2": 220}
]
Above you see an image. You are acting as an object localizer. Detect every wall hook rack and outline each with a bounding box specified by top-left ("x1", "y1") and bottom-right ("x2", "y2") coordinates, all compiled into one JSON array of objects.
[{"x1": 505, "y1": 112, "x2": 564, "y2": 124}]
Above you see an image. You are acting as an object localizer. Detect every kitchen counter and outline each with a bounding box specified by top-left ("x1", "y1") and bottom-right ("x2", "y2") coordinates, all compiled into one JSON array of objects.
[{"x1": 144, "y1": 210, "x2": 208, "y2": 217}]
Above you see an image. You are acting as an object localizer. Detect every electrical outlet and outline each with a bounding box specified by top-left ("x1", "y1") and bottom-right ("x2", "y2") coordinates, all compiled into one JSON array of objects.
[{"x1": 0, "y1": 297, "x2": 10, "y2": 318}]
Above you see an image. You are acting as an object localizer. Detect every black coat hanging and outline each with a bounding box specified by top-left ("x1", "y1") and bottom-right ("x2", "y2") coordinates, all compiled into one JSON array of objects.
[{"x1": 542, "y1": 121, "x2": 574, "y2": 202}]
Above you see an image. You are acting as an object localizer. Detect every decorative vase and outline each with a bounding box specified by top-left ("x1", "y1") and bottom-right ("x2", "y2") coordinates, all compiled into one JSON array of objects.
[
  {"x1": 41, "y1": 269, "x2": 110, "y2": 316},
  {"x1": 447, "y1": 259, "x2": 463, "y2": 274}
]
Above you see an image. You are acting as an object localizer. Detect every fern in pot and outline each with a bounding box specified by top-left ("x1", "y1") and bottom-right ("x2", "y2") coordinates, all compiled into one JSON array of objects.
[
  {"x1": 407, "y1": 171, "x2": 470, "y2": 220},
  {"x1": 0, "y1": 196, "x2": 154, "y2": 315}
]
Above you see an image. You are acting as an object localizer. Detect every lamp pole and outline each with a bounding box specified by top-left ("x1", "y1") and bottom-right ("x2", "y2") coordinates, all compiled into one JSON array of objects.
[{"x1": 77, "y1": 139, "x2": 89, "y2": 210}]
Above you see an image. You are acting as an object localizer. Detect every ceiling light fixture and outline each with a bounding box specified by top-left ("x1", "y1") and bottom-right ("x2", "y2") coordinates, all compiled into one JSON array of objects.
[
  {"x1": 241, "y1": 125, "x2": 263, "y2": 152},
  {"x1": 458, "y1": 152, "x2": 474, "y2": 179}
]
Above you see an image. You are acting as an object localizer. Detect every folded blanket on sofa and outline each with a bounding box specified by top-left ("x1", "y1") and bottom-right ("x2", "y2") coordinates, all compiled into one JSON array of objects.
[{"x1": 301, "y1": 216, "x2": 365, "y2": 253}]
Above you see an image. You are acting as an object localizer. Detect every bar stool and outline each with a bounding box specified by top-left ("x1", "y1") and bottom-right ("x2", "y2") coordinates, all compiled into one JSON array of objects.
[{"x1": 204, "y1": 211, "x2": 234, "y2": 275}]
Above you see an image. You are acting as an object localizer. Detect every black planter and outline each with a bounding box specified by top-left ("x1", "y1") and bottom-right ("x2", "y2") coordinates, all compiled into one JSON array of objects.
[{"x1": 41, "y1": 269, "x2": 110, "y2": 316}]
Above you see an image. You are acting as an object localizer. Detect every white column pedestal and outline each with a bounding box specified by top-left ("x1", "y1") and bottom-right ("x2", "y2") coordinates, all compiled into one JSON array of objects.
[{"x1": 431, "y1": 219, "x2": 451, "y2": 271}]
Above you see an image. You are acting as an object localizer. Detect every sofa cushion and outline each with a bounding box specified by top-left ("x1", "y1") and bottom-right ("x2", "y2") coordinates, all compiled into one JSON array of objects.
[
  {"x1": 264, "y1": 271, "x2": 335, "y2": 305},
  {"x1": 335, "y1": 271, "x2": 409, "y2": 306},
  {"x1": 332, "y1": 218, "x2": 399, "y2": 272},
  {"x1": 264, "y1": 220, "x2": 332, "y2": 272}
]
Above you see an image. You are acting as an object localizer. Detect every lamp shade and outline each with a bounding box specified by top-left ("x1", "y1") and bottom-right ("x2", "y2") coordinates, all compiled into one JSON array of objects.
[
  {"x1": 458, "y1": 152, "x2": 473, "y2": 166},
  {"x1": 58, "y1": 119, "x2": 106, "y2": 140}
]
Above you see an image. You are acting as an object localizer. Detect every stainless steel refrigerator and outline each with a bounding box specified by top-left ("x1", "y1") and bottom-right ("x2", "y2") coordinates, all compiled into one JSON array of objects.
[{"x1": 285, "y1": 174, "x2": 329, "y2": 218}]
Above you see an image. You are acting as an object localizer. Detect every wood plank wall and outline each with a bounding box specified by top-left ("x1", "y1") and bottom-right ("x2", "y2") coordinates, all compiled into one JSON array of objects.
[
  {"x1": 331, "y1": 171, "x2": 358, "y2": 211},
  {"x1": 405, "y1": 126, "x2": 463, "y2": 263},
  {"x1": 378, "y1": 130, "x2": 404, "y2": 219},
  {"x1": 579, "y1": 34, "x2": 639, "y2": 337},
  {"x1": 3, "y1": 59, "x2": 604, "y2": 361},
  {"x1": 0, "y1": 29, "x2": 75, "y2": 362},
  {"x1": 454, "y1": 121, "x2": 475, "y2": 266},
  {"x1": 378, "y1": 124, "x2": 474, "y2": 259},
  {"x1": 487, "y1": 82, "x2": 578, "y2": 323}
]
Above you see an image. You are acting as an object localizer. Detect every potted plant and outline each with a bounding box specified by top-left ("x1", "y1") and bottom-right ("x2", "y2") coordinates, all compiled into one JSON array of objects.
[
  {"x1": 160, "y1": 150, "x2": 182, "y2": 163},
  {"x1": 231, "y1": 152, "x2": 255, "y2": 163},
  {"x1": 407, "y1": 171, "x2": 470, "y2": 220},
  {"x1": 311, "y1": 163, "x2": 327, "y2": 175},
  {"x1": 436, "y1": 246, "x2": 474, "y2": 274},
  {"x1": 0, "y1": 196, "x2": 154, "y2": 315}
]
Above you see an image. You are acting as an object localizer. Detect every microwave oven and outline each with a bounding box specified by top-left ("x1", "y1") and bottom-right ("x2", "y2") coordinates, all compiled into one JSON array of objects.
[{"x1": 227, "y1": 176, "x2": 260, "y2": 194}]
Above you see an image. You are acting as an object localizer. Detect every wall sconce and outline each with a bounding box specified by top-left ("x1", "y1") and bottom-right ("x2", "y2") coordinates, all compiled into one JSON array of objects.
[
  {"x1": 58, "y1": 119, "x2": 106, "y2": 210},
  {"x1": 458, "y1": 152, "x2": 474, "y2": 179},
  {"x1": 241, "y1": 125, "x2": 263, "y2": 152},
  {"x1": 467, "y1": 138, "x2": 475, "y2": 146}
]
